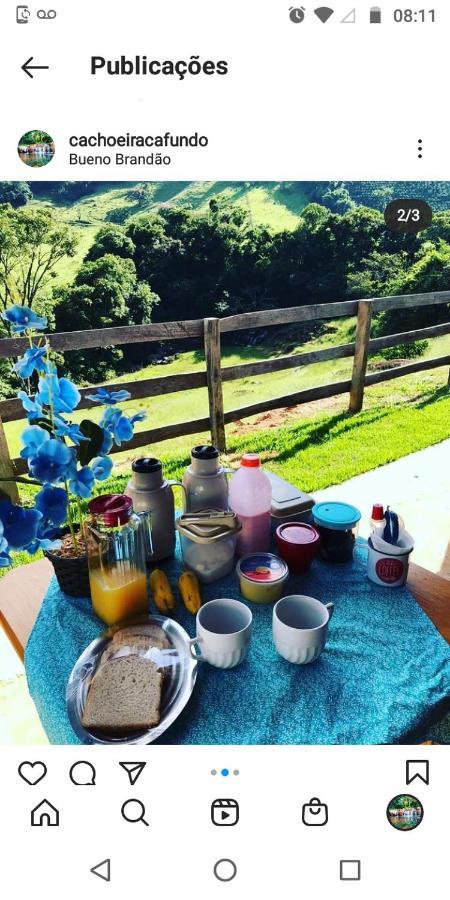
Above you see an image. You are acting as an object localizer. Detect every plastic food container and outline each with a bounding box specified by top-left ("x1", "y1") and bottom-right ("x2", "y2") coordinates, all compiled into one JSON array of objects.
[
  {"x1": 176, "y1": 509, "x2": 241, "y2": 583},
  {"x1": 265, "y1": 470, "x2": 315, "y2": 533},
  {"x1": 275, "y1": 522, "x2": 320, "y2": 573},
  {"x1": 236, "y1": 553, "x2": 289, "y2": 604},
  {"x1": 312, "y1": 501, "x2": 361, "y2": 563}
]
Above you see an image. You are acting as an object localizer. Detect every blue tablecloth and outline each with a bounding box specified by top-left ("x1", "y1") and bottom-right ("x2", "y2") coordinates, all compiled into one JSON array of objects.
[{"x1": 25, "y1": 539, "x2": 450, "y2": 744}]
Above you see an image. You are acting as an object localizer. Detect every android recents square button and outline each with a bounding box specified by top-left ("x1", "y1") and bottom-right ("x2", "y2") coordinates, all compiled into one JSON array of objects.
[{"x1": 340, "y1": 860, "x2": 361, "y2": 881}]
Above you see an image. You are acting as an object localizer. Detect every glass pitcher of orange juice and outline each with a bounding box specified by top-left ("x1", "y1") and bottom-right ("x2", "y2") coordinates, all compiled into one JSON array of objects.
[{"x1": 86, "y1": 494, "x2": 149, "y2": 626}]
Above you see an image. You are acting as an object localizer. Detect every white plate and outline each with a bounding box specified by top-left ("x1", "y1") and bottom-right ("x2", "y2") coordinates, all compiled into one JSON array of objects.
[{"x1": 66, "y1": 616, "x2": 197, "y2": 745}]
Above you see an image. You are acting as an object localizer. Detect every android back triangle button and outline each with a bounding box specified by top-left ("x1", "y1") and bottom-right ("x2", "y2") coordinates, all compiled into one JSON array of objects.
[
  {"x1": 90, "y1": 859, "x2": 111, "y2": 883},
  {"x1": 119, "y1": 762, "x2": 147, "y2": 785}
]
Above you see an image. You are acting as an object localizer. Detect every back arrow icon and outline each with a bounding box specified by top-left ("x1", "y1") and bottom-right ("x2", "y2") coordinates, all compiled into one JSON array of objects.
[
  {"x1": 22, "y1": 57, "x2": 50, "y2": 79},
  {"x1": 90, "y1": 859, "x2": 111, "y2": 882}
]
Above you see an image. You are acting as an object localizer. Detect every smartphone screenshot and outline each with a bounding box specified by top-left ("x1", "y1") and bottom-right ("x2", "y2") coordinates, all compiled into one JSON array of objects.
[{"x1": 0, "y1": 0, "x2": 449, "y2": 894}]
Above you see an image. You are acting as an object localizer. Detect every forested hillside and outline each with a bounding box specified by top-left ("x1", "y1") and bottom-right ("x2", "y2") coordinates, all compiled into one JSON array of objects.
[{"x1": 1, "y1": 180, "x2": 449, "y2": 393}]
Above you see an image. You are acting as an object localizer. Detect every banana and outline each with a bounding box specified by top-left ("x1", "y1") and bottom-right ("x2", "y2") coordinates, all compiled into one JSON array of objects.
[
  {"x1": 178, "y1": 571, "x2": 202, "y2": 615},
  {"x1": 149, "y1": 568, "x2": 175, "y2": 615}
]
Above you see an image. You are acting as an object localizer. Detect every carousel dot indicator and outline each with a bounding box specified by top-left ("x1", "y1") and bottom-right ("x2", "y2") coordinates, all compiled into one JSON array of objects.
[{"x1": 221, "y1": 768, "x2": 229, "y2": 776}]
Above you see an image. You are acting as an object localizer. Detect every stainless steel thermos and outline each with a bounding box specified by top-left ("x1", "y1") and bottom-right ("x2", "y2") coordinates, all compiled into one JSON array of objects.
[
  {"x1": 125, "y1": 458, "x2": 182, "y2": 562},
  {"x1": 182, "y1": 445, "x2": 230, "y2": 512}
]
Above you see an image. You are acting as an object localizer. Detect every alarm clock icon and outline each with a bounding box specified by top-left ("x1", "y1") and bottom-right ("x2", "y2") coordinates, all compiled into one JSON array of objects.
[{"x1": 289, "y1": 6, "x2": 306, "y2": 23}]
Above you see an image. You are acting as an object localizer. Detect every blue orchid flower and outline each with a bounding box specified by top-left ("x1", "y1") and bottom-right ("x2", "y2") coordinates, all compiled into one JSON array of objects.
[
  {"x1": 29, "y1": 439, "x2": 73, "y2": 485},
  {"x1": 99, "y1": 427, "x2": 114, "y2": 455},
  {"x1": 68, "y1": 465, "x2": 95, "y2": 499},
  {"x1": 20, "y1": 425, "x2": 50, "y2": 460},
  {"x1": 2, "y1": 305, "x2": 47, "y2": 334},
  {"x1": 0, "y1": 549, "x2": 12, "y2": 567},
  {"x1": 86, "y1": 387, "x2": 131, "y2": 405},
  {"x1": 90, "y1": 456, "x2": 113, "y2": 482},
  {"x1": 101, "y1": 407, "x2": 146, "y2": 446},
  {"x1": 0, "y1": 500, "x2": 43, "y2": 551},
  {"x1": 0, "y1": 524, "x2": 10, "y2": 564},
  {"x1": 35, "y1": 485, "x2": 68, "y2": 527},
  {"x1": 37, "y1": 368, "x2": 80, "y2": 414},
  {"x1": 13, "y1": 344, "x2": 48, "y2": 380},
  {"x1": 54, "y1": 419, "x2": 88, "y2": 445},
  {"x1": 18, "y1": 390, "x2": 43, "y2": 422}
]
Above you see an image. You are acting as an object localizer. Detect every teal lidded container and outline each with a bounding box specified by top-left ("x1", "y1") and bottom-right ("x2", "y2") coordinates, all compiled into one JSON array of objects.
[{"x1": 312, "y1": 501, "x2": 361, "y2": 563}]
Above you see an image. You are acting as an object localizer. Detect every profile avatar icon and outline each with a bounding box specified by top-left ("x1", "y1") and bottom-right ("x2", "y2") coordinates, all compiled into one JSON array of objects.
[{"x1": 18, "y1": 129, "x2": 55, "y2": 168}]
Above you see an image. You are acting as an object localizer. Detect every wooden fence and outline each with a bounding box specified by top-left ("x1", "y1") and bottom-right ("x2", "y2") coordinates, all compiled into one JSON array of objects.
[{"x1": 0, "y1": 290, "x2": 449, "y2": 502}]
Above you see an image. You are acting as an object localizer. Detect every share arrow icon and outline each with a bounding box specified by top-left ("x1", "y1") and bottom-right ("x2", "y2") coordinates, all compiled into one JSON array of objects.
[{"x1": 119, "y1": 761, "x2": 147, "y2": 786}]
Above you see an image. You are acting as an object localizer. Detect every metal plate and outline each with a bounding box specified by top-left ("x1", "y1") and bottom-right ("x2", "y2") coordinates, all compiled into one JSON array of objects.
[{"x1": 66, "y1": 616, "x2": 197, "y2": 745}]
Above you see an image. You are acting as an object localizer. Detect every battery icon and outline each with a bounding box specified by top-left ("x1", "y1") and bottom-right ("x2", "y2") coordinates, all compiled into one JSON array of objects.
[{"x1": 370, "y1": 6, "x2": 381, "y2": 22}]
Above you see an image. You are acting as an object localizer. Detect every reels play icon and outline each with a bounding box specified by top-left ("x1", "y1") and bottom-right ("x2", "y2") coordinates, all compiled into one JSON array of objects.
[{"x1": 211, "y1": 799, "x2": 239, "y2": 826}]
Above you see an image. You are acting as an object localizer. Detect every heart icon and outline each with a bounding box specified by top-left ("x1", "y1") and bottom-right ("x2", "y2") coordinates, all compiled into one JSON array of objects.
[{"x1": 18, "y1": 761, "x2": 47, "y2": 786}]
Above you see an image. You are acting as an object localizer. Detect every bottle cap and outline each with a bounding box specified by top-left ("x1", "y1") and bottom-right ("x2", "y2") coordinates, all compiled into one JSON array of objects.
[
  {"x1": 371, "y1": 503, "x2": 384, "y2": 521},
  {"x1": 132, "y1": 457, "x2": 162, "y2": 474},
  {"x1": 191, "y1": 445, "x2": 219, "y2": 460},
  {"x1": 88, "y1": 494, "x2": 133, "y2": 527},
  {"x1": 241, "y1": 453, "x2": 260, "y2": 468}
]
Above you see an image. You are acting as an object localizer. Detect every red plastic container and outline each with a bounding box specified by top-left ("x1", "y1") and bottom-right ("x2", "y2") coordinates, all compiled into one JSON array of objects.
[{"x1": 275, "y1": 522, "x2": 320, "y2": 574}]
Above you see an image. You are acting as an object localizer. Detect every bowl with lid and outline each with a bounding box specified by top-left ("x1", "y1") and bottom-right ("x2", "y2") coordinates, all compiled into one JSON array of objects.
[
  {"x1": 312, "y1": 501, "x2": 361, "y2": 563},
  {"x1": 236, "y1": 552, "x2": 289, "y2": 604},
  {"x1": 176, "y1": 509, "x2": 241, "y2": 583},
  {"x1": 275, "y1": 522, "x2": 320, "y2": 573}
]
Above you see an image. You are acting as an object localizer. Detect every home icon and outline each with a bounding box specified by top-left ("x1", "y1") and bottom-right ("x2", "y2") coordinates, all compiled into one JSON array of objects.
[{"x1": 31, "y1": 799, "x2": 60, "y2": 827}]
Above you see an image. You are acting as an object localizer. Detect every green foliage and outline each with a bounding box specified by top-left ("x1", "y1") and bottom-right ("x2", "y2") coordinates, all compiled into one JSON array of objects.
[
  {"x1": 85, "y1": 225, "x2": 135, "y2": 262},
  {"x1": 382, "y1": 340, "x2": 429, "y2": 360},
  {"x1": 54, "y1": 253, "x2": 160, "y2": 381},
  {"x1": 0, "y1": 182, "x2": 32, "y2": 208},
  {"x1": 0, "y1": 206, "x2": 78, "y2": 363},
  {"x1": 77, "y1": 420, "x2": 105, "y2": 465},
  {"x1": 19, "y1": 130, "x2": 53, "y2": 145}
]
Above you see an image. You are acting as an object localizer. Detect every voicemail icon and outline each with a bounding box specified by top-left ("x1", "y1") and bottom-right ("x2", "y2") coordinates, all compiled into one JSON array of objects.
[{"x1": 211, "y1": 798, "x2": 239, "y2": 826}]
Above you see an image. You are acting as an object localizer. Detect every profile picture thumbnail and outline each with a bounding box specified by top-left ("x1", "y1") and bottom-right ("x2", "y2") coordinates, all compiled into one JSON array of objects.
[
  {"x1": 386, "y1": 794, "x2": 424, "y2": 831},
  {"x1": 17, "y1": 129, "x2": 55, "y2": 168}
]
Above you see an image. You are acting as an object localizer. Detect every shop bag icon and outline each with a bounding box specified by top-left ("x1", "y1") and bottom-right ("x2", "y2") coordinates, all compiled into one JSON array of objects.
[{"x1": 302, "y1": 797, "x2": 328, "y2": 826}]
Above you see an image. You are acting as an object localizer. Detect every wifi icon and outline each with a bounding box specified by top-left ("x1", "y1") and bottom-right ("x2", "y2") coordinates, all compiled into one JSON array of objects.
[{"x1": 314, "y1": 6, "x2": 334, "y2": 22}]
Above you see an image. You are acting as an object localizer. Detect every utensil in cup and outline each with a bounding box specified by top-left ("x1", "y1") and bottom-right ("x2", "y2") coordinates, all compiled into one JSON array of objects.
[
  {"x1": 272, "y1": 594, "x2": 334, "y2": 664},
  {"x1": 190, "y1": 598, "x2": 252, "y2": 669}
]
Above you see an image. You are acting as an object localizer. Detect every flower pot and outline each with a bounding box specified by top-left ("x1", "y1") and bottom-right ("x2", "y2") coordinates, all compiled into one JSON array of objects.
[{"x1": 44, "y1": 529, "x2": 91, "y2": 598}]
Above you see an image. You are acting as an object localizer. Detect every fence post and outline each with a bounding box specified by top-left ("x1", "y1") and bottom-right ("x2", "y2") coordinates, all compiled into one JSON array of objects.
[
  {"x1": 204, "y1": 317, "x2": 226, "y2": 451},
  {"x1": 0, "y1": 415, "x2": 19, "y2": 503},
  {"x1": 349, "y1": 300, "x2": 373, "y2": 413}
]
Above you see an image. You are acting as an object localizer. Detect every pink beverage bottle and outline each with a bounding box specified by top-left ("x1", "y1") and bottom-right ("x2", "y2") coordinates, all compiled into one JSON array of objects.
[{"x1": 229, "y1": 454, "x2": 272, "y2": 555}]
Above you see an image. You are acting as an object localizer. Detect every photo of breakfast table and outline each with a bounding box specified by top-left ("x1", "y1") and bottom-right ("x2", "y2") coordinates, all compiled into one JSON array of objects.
[{"x1": 1, "y1": 538, "x2": 449, "y2": 745}]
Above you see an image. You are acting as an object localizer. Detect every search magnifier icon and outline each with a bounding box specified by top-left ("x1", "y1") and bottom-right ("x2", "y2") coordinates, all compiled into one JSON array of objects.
[{"x1": 121, "y1": 798, "x2": 149, "y2": 826}]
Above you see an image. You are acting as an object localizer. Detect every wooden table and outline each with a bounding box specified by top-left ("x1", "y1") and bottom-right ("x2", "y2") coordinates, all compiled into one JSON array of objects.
[{"x1": 0, "y1": 558, "x2": 449, "y2": 661}]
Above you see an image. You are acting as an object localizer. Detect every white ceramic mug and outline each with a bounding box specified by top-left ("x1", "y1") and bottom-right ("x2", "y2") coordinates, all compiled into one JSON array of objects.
[
  {"x1": 273, "y1": 594, "x2": 334, "y2": 664},
  {"x1": 190, "y1": 598, "x2": 252, "y2": 669}
]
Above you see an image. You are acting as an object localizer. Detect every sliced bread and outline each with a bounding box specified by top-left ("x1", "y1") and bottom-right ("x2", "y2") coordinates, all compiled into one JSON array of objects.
[
  {"x1": 101, "y1": 633, "x2": 170, "y2": 666},
  {"x1": 111, "y1": 623, "x2": 169, "y2": 645},
  {"x1": 82, "y1": 655, "x2": 163, "y2": 733}
]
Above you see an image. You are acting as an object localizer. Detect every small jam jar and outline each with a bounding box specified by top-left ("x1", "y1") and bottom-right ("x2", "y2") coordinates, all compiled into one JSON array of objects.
[
  {"x1": 275, "y1": 522, "x2": 320, "y2": 573},
  {"x1": 312, "y1": 501, "x2": 361, "y2": 564}
]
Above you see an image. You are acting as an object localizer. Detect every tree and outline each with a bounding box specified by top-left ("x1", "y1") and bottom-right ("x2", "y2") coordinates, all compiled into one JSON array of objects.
[
  {"x1": 0, "y1": 182, "x2": 32, "y2": 208},
  {"x1": 85, "y1": 225, "x2": 135, "y2": 262},
  {"x1": 54, "y1": 254, "x2": 160, "y2": 382},
  {"x1": 0, "y1": 205, "x2": 77, "y2": 323}
]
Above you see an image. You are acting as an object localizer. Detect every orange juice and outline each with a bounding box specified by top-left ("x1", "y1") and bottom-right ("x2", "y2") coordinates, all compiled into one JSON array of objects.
[{"x1": 90, "y1": 567, "x2": 148, "y2": 626}]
